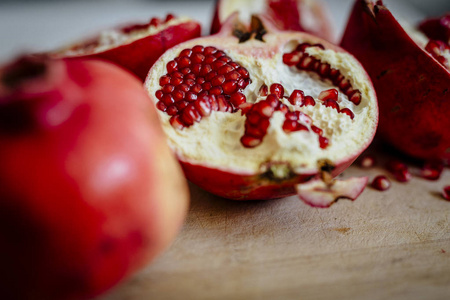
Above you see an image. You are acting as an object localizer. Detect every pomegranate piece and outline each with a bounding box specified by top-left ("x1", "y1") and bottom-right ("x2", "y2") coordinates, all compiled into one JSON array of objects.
[
  {"x1": 211, "y1": 0, "x2": 335, "y2": 42},
  {"x1": 145, "y1": 15, "x2": 378, "y2": 202},
  {"x1": 341, "y1": 0, "x2": 450, "y2": 161},
  {"x1": 50, "y1": 15, "x2": 201, "y2": 81},
  {"x1": 371, "y1": 175, "x2": 391, "y2": 191},
  {"x1": 0, "y1": 57, "x2": 189, "y2": 299},
  {"x1": 296, "y1": 176, "x2": 369, "y2": 208}
]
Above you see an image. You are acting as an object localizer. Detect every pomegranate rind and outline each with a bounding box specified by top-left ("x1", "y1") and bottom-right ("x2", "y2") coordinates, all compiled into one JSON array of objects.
[
  {"x1": 295, "y1": 176, "x2": 369, "y2": 208},
  {"x1": 145, "y1": 15, "x2": 378, "y2": 201},
  {"x1": 210, "y1": 0, "x2": 335, "y2": 42},
  {"x1": 341, "y1": 0, "x2": 450, "y2": 161},
  {"x1": 51, "y1": 18, "x2": 201, "y2": 81}
]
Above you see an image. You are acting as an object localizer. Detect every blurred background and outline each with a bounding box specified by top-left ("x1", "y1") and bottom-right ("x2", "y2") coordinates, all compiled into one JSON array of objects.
[{"x1": 0, "y1": 0, "x2": 449, "y2": 64}]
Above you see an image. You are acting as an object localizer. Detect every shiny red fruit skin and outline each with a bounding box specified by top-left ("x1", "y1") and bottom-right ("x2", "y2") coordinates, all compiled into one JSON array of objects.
[
  {"x1": 60, "y1": 19, "x2": 201, "y2": 81},
  {"x1": 340, "y1": 0, "x2": 450, "y2": 161},
  {"x1": 0, "y1": 58, "x2": 188, "y2": 299}
]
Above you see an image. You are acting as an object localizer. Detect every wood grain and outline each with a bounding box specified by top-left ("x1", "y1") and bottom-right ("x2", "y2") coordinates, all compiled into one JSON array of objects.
[{"x1": 101, "y1": 151, "x2": 450, "y2": 300}]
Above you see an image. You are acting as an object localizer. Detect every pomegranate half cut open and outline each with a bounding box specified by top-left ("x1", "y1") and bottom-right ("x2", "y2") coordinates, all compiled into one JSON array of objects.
[
  {"x1": 145, "y1": 15, "x2": 378, "y2": 207},
  {"x1": 51, "y1": 15, "x2": 201, "y2": 81},
  {"x1": 211, "y1": 0, "x2": 335, "y2": 42}
]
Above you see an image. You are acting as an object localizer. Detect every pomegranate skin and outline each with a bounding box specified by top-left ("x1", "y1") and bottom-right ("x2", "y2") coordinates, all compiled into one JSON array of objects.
[
  {"x1": 54, "y1": 18, "x2": 201, "y2": 81},
  {"x1": 0, "y1": 57, "x2": 189, "y2": 299},
  {"x1": 210, "y1": 0, "x2": 334, "y2": 42},
  {"x1": 341, "y1": 0, "x2": 450, "y2": 161}
]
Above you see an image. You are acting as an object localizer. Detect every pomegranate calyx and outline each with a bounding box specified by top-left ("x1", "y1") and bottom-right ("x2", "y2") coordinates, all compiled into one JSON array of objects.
[
  {"x1": 233, "y1": 15, "x2": 267, "y2": 43},
  {"x1": 295, "y1": 176, "x2": 369, "y2": 208}
]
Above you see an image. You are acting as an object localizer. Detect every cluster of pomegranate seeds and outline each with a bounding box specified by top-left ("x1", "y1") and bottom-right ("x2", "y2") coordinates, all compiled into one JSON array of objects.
[
  {"x1": 318, "y1": 88, "x2": 354, "y2": 119},
  {"x1": 386, "y1": 160, "x2": 412, "y2": 182},
  {"x1": 283, "y1": 43, "x2": 362, "y2": 105},
  {"x1": 241, "y1": 84, "x2": 327, "y2": 149},
  {"x1": 156, "y1": 45, "x2": 251, "y2": 128},
  {"x1": 371, "y1": 175, "x2": 391, "y2": 191},
  {"x1": 425, "y1": 40, "x2": 450, "y2": 70},
  {"x1": 122, "y1": 14, "x2": 175, "y2": 34}
]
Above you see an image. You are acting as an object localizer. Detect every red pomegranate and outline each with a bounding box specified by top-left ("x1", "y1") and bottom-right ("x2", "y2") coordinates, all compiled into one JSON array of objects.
[
  {"x1": 210, "y1": 0, "x2": 335, "y2": 42},
  {"x1": 145, "y1": 15, "x2": 378, "y2": 207},
  {"x1": 51, "y1": 14, "x2": 201, "y2": 81},
  {"x1": 341, "y1": 0, "x2": 450, "y2": 161},
  {"x1": 0, "y1": 56, "x2": 189, "y2": 299}
]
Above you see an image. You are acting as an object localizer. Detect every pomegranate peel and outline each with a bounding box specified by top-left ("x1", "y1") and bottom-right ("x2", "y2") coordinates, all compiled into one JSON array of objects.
[
  {"x1": 145, "y1": 14, "x2": 378, "y2": 202},
  {"x1": 211, "y1": 0, "x2": 335, "y2": 42},
  {"x1": 341, "y1": 0, "x2": 450, "y2": 161},
  {"x1": 295, "y1": 176, "x2": 369, "y2": 208},
  {"x1": 50, "y1": 15, "x2": 201, "y2": 81}
]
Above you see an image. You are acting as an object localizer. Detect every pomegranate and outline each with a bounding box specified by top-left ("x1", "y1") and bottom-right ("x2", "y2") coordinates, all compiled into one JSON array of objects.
[
  {"x1": 144, "y1": 15, "x2": 378, "y2": 207},
  {"x1": 50, "y1": 14, "x2": 201, "y2": 81},
  {"x1": 210, "y1": 0, "x2": 335, "y2": 42},
  {"x1": 341, "y1": 0, "x2": 450, "y2": 161},
  {"x1": 0, "y1": 56, "x2": 189, "y2": 299}
]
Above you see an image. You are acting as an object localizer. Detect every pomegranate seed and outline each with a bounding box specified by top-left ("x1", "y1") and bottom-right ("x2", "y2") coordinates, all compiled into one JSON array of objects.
[
  {"x1": 155, "y1": 90, "x2": 163, "y2": 100},
  {"x1": 392, "y1": 168, "x2": 411, "y2": 182},
  {"x1": 236, "y1": 67, "x2": 249, "y2": 78},
  {"x1": 239, "y1": 78, "x2": 251, "y2": 89},
  {"x1": 270, "y1": 83, "x2": 284, "y2": 98},
  {"x1": 179, "y1": 48, "x2": 192, "y2": 58},
  {"x1": 211, "y1": 75, "x2": 225, "y2": 86},
  {"x1": 204, "y1": 55, "x2": 217, "y2": 64},
  {"x1": 166, "y1": 105, "x2": 178, "y2": 116},
  {"x1": 311, "y1": 125, "x2": 323, "y2": 135},
  {"x1": 229, "y1": 92, "x2": 246, "y2": 107},
  {"x1": 283, "y1": 52, "x2": 300, "y2": 66},
  {"x1": 195, "y1": 96, "x2": 212, "y2": 117},
  {"x1": 170, "y1": 77, "x2": 183, "y2": 86},
  {"x1": 217, "y1": 95, "x2": 231, "y2": 112},
  {"x1": 256, "y1": 101, "x2": 274, "y2": 117},
  {"x1": 223, "y1": 80, "x2": 238, "y2": 95},
  {"x1": 156, "y1": 101, "x2": 167, "y2": 112},
  {"x1": 297, "y1": 111, "x2": 312, "y2": 125},
  {"x1": 202, "y1": 82, "x2": 212, "y2": 91},
  {"x1": 296, "y1": 43, "x2": 310, "y2": 51},
  {"x1": 259, "y1": 85, "x2": 268, "y2": 96},
  {"x1": 172, "y1": 89, "x2": 185, "y2": 102},
  {"x1": 298, "y1": 56, "x2": 313, "y2": 69},
  {"x1": 277, "y1": 103, "x2": 289, "y2": 113},
  {"x1": 181, "y1": 104, "x2": 201, "y2": 125},
  {"x1": 209, "y1": 95, "x2": 219, "y2": 111},
  {"x1": 185, "y1": 92, "x2": 197, "y2": 102},
  {"x1": 178, "y1": 84, "x2": 190, "y2": 93},
  {"x1": 323, "y1": 99, "x2": 340, "y2": 111},
  {"x1": 185, "y1": 73, "x2": 196, "y2": 80},
  {"x1": 210, "y1": 86, "x2": 223, "y2": 96},
  {"x1": 218, "y1": 65, "x2": 234, "y2": 75},
  {"x1": 359, "y1": 155, "x2": 376, "y2": 168},
  {"x1": 421, "y1": 160, "x2": 444, "y2": 180},
  {"x1": 371, "y1": 175, "x2": 391, "y2": 191},
  {"x1": 161, "y1": 94, "x2": 175, "y2": 105},
  {"x1": 180, "y1": 67, "x2": 191, "y2": 75},
  {"x1": 333, "y1": 74, "x2": 345, "y2": 86},
  {"x1": 178, "y1": 57, "x2": 191, "y2": 68},
  {"x1": 150, "y1": 18, "x2": 161, "y2": 27},
  {"x1": 312, "y1": 43, "x2": 325, "y2": 49},
  {"x1": 318, "y1": 63, "x2": 330, "y2": 77},
  {"x1": 338, "y1": 78, "x2": 351, "y2": 92},
  {"x1": 184, "y1": 78, "x2": 195, "y2": 87},
  {"x1": 285, "y1": 112, "x2": 298, "y2": 121},
  {"x1": 319, "y1": 136, "x2": 329, "y2": 149},
  {"x1": 196, "y1": 77, "x2": 205, "y2": 84},
  {"x1": 212, "y1": 60, "x2": 226, "y2": 70},
  {"x1": 165, "y1": 14, "x2": 175, "y2": 22},
  {"x1": 328, "y1": 69, "x2": 340, "y2": 81},
  {"x1": 205, "y1": 71, "x2": 217, "y2": 81},
  {"x1": 192, "y1": 45, "x2": 204, "y2": 53},
  {"x1": 340, "y1": 108, "x2": 354, "y2": 119},
  {"x1": 318, "y1": 89, "x2": 338, "y2": 101},
  {"x1": 191, "y1": 53, "x2": 205, "y2": 64},
  {"x1": 288, "y1": 90, "x2": 304, "y2": 106},
  {"x1": 349, "y1": 91, "x2": 362, "y2": 105},
  {"x1": 167, "y1": 60, "x2": 177, "y2": 73},
  {"x1": 442, "y1": 186, "x2": 450, "y2": 201},
  {"x1": 200, "y1": 64, "x2": 212, "y2": 76},
  {"x1": 225, "y1": 71, "x2": 240, "y2": 81},
  {"x1": 214, "y1": 50, "x2": 226, "y2": 58},
  {"x1": 176, "y1": 100, "x2": 189, "y2": 110},
  {"x1": 219, "y1": 56, "x2": 232, "y2": 63},
  {"x1": 302, "y1": 96, "x2": 316, "y2": 106},
  {"x1": 191, "y1": 84, "x2": 202, "y2": 94},
  {"x1": 239, "y1": 103, "x2": 253, "y2": 114},
  {"x1": 169, "y1": 115, "x2": 185, "y2": 130},
  {"x1": 247, "y1": 112, "x2": 260, "y2": 125},
  {"x1": 159, "y1": 75, "x2": 170, "y2": 86},
  {"x1": 241, "y1": 135, "x2": 262, "y2": 148},
  {"x1": 204, "y1": 46, "x2": 217, "y2": 56}
]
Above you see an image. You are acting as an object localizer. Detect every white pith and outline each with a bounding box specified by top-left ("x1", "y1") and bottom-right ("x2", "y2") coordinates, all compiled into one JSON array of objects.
[
  {"x1": 145, "y1": 33, "x2": 377, "y2": 178},
  {"x1": 58, "y1": 17, "x2": 192, "y2": 56}
]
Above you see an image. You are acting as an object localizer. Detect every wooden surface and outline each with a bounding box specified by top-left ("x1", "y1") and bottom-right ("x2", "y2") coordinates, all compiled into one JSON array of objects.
[{"x1": 102, "y1": 145, "x2": 450, "y2": 300}]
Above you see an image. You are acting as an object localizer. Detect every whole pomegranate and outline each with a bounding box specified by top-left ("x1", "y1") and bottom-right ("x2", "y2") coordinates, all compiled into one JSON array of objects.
[
  {"x1": 0, "y1": 57, "x2": 189, "y2": 299},
  {"x1": 211, "y1": 0, "x2": 335, "y2": 42},
  {"x1": 51, "y1": 14, "x2": 201, "y2": 81},
  {"x1": 341, "y1": 0, "x2": 450, "y2": 161},
  {"x1": 145, "y1": 15, "x2": 378, "y2": 207}
]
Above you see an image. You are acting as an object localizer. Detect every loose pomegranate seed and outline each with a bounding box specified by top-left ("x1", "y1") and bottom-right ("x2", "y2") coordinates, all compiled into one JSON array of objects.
[
  {"x1": 359, "y1": 155, "x2": 376, "y2": 168},
  {"x1": 319, "y1": 136, "x2": 329, "y2": 149},
  {"x1": 371, "y1": 175, "x2": 391, "y2": 191},
  {"x1": 318, "y1": 89, "x2": 338, "y2": 101},
  {"x1": 340, "y1": 108, "x2": 354, "y2": 119},
  {"x1": 421, "y1": 160, "x2": 444, "y2": 180},
  {"x1": 442, "y1": 186, "x2": 450, "y2": 201},
  {"x1": 302, "y1": 96, "x2": 316, "y2": 106},
  {"x1": 259, "y1": 84, "x2": 268, "y2": 96},
  {"x1": 288, "y1": 89, "x2": 304, "y2": 106},
  {"x1": 386, "y1": 160, "x2": 411, "y2": 182},
  {"x1": 270, "y1": 83, "x2": 284, "y2": 98}
]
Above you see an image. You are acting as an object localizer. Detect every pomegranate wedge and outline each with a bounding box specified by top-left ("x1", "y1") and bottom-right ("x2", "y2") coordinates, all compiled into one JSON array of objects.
[
  {"x1": 211, "y1": 0, "x2": 335, "y2": 42},
  {"x1": 145, "y1": 15, "x2": 378, "y2": 204},
  {"x1": 51, "y1": 15, "x2": 201, "y2": 81},
  {"x1": 341, "y1": 0, "x2": 450, "y2": 161}
]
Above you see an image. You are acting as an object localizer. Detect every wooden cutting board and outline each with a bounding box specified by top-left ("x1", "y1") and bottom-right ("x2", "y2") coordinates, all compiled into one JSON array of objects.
[{"x1": 101, "y1": 144, "x2": 450, "y2": 300}]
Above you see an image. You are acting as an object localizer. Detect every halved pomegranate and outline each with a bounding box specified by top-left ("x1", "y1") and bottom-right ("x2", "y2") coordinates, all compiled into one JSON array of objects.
[
  {"x1": 211, "y1": 0, "x2": 335, "y2": 42},
  {"x1": 50, "y1": 14, "x2": 201, "y2": 81},
  {"x1": 144, "y1": 15, "x2": 378, "y2": 207},
  {"x1": 341, "y1": 0, "x2": 450, "y2": 161}
]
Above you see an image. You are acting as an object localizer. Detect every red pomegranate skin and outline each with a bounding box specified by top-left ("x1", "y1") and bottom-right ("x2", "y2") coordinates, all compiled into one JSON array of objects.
[
  {"x1": 0, "y1": 58, "x2": 188, "y2": 299},
  {"x1": 62, "y1": 19, "x2": 201, "y2": 81},
  {"x1": 340, "y1": 0, "x2": 450, "y2": 161}
]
